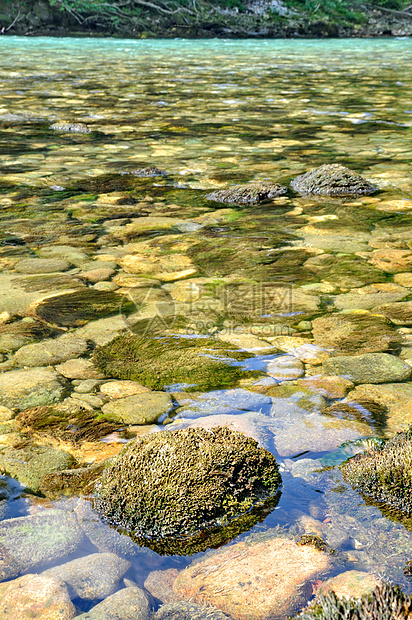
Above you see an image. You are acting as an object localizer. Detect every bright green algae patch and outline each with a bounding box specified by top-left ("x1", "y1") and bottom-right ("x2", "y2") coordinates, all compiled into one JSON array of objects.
[
  {"x1": 341, "y1": 428, "x2": 412, "y2": 516},
  {"x1": 93, "y1": 427, "x2": 282, "y2": 555},
  {"x1": 93, "y1": 334, "x2": 256, "y2": 391}
]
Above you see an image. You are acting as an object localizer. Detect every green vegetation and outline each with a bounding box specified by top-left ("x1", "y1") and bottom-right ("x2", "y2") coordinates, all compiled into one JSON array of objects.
[
  {"x1": 93, "y1": 333, "x2": 256, "y2": 391},
  {"x1": 341, "y1": 427, "x2": 412, "y2": 516},
  {"x1": 292, "y1": 584, "x2": 412, "y2": 620},
  {"x1": 94, "y1": 426, "x2": 282, "y2": 554}
]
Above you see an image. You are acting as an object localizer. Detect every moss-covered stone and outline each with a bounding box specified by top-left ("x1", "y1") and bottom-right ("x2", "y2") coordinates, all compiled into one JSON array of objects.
[
  {"x1": 93, "y1": 427, "x2": 281, "y2": 554},
  {"x1": 291, "y1": 164, "x2": 378, "y2": 197},
  {"x1": 93, "y1": 333, "x2": 255, "y2": 391},
  {"x1": 293, "y1": 583, "x2": 412, "y2": 619},
  {"x1": 341, "y1": 427, "x2": 412, "y2": 516},
  {"x1": 206, "y1": 182, "x2": 287, "y2": 205},
  {"x1": 33, "y1": 289, "x2": 134, "y2": 327},
  {"x1": 16, "y1": 404, "x2": 119, "y2": 445}
]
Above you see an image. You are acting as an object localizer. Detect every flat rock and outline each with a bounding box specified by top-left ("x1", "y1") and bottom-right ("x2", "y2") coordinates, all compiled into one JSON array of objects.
[
  {"x1": 56, "y1": 358, "x2": 105, "y2": 379},
  {"x1": 311, "y1": 313, "x2": 400, "y2": 355},
  {"x1": 73, "y1": 315, "x2": 128, "y2": 346},
  {"x1": 266, "y1": 355, "x2": 305, "y2": 382},
  {"x1": 144, "y1": 569, "x2": 181, "y2": 604},
  {"x1": 368, "y1": 249, "x2": 412, "y2": 273},
  {"x1": 120, "y1": 253, "x2": 197, "y2": 282},
  {"x1": 14, "y1": 258, "x2": 72, "y2": 274},
  {"x1": 73, "y1": 586, "x2": 150, "y2": 620},
  {"x1": 100, "y1": 380, "x2": 152, "y2": 399},
  {"x1": 0, "y1": 509, "x2": 83, "y2": 580},
  {"x1": 0, "y1": 574, "x2": 76, "y2": 619},
  {"x1": 173, "y1": 537, "x2": 333, "y2": 620},
  {"x1": 0, "y1": 367, "x2": 68, "y2": 410},
  {"x1": 206, "y1": 182, "x2": 287, "y2": 205},
  {"x1": 318, "y1": 570, "x2": 382, "y2": 600},
  {"x1": 79, "y1": 267, "x2": 115, "y2": 283},
  {"x1": 42, "y1": 552, "x2": 131, "y2": 600},
  {"x1": 344, "y1": 383, "x2": 412, "y2": 433},
  {"x1": 0, "y1": 444, "x2": 74, "y2": 492},
  {"x1": 101, "y1": 392, "x2": 173, "y2": 424},
  {"x1": 14, "y1": 336, "x2": 88, "y2": 367},
  {"x1": 323, "y1": 353, "x2": 412, "y2": 384},
  {"x1": 295, "y1": 375, "x2": 354, "y2": 399},
  {"x1": 372, "y1": 300, "x2": 412, "y2": 326},
  {"x1": 290, "y1": 164, "x2": 377, "y2": 196}
]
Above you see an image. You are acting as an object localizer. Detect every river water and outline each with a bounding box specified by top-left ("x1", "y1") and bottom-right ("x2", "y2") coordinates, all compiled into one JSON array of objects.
[{"x1": 0, "y1": 36, "x2": 412, "y2": 618}]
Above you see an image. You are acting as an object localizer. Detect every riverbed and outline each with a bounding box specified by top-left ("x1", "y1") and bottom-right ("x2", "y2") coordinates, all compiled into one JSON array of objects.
[{"x1": 0, "y1": 36, "x2": 412, "y2": 618}]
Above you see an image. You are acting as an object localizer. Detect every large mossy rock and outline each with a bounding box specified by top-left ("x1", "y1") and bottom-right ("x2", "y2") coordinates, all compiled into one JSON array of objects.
[
  {"x1": 205, "y1": 182, "x2": 287, "y2": 205},
  {"x1": 291, "y1": 164, "x2": 377, "y2": 197},
  {"x1": 93, "y1": 334, "x2": 253, "y2": 391},
  {"x1": 93, "y1": 427, "x2": 281, "y2": 555},
  {"x1": 293, "y1": 583, "x2": 412, "y2": 620},
  {"x1": 341, "y1": 427, "x2": 412, "y2": 516}
]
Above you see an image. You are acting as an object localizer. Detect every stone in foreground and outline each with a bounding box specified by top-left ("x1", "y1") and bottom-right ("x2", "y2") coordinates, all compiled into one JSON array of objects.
[
  {"x1": 94, "y1": 427, "x2": 281, "y2": 555},
  {"x1": 342, "y1": 427, "x2": 412, "y2": 516},
  {"x1": 173, "y1": 537, "x2": 333, "y2": 620},
  {"x1": 291, "y1": 164, "x2": 377, "y2": 196},
  {"x1": 0, "y1": 574, "x2": 76, "y2": 619},
  {"x1": 206, "y1": 182, "x2": 287, "y2": 205}
]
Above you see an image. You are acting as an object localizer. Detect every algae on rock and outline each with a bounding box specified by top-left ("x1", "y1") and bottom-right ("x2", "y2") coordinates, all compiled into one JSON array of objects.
[
  {"x1": 93, "y1": 334, "x2": 255, "y2": 391},
  {"x1": 341, "y1": 427, "x2": 412, "y2": 516},
  {"x1": 291, "y1": 164, "x2": 378, "y2": 197},
  {"x1": 93, "y1": 427, "x2": 282, "y2": 554},
  {"x1": 293, "y1": 583, "x2": 412, "y2": 619},
  {"x1": 205, "y1": 182, "x2": 287, "y2": 205}
]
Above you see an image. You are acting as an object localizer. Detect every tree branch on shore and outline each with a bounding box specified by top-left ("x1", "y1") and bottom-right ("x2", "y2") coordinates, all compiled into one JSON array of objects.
[{"x1": 1, "y1": 10, "x2": 23, "y2": 33}]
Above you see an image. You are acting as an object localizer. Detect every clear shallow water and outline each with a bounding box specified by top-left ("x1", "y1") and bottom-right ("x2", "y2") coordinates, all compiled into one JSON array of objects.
[{"x1": 1, "y1": 36, "x2": 412, "y2": 617}]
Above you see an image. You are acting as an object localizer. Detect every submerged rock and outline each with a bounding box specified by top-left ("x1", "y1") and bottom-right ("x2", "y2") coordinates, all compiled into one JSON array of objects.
[
  {"x1": 101, "y1": 391, "x2": 173, "y2": 424},
  {"x1": 0, "y1": 367, "x2": 68, "y2": 411},
  {"x1": 291, "y1": 164, "x2": 378, "y2": 196},
  {"x1": 0, "y1": 574, "x2": 76, "y2": 620},
  {"x1": 342, "y1": 427, "x2": 412, "y2": 516},
  {"x1": 0, "y1": 443, "x2": 75, "y2": 492},
  {"x1": 50, "y1": 121, "x2": 91, "y2": 133},
  {"x1": 311, "y1": 313, "x2": 401, "y2": 355},
  {"x1": 173, "y1": 537, "x2": 333, "y2": 620},
  {"x1": 0, "y1": 509, "x2": 83, "y2": 581},
  {"x1": 93, "y1": 334, "x2": 253, "y2": 392},
  {"x1": 42, "y1": 552, "x2": 130, "y2": 600},
  {"x1": 93, "y1": 427, "x2": 281, "y2": 554},
  {"x1": 75, "y1": 586, "x2": 151, "y2": 620},
  {"x1": 293, "y1": 583, "x2": 412, "y2": 620},
  {"x1": 206, "y1": 182, "x2": 287, "y2": 205},
  {"x1": 131, "y1": 166, "x2": 167, "y2": 177},
  {"x1": 323, "y1": 353, "x2": 412, "y2": 385}
]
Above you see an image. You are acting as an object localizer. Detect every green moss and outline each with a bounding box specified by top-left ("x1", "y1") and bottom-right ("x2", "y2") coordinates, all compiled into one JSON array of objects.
[
  {"x1": 34, "y1": 289, "x2": 134, "y2": 327},
  {"x1": 93, "y1": 333, "x2": 256, "y2": 391},
  {"x1": 297, "y1": 534, "x2": 334, "y2": 554},
  {"x1": 292, "y1": 583, "x2": 412, "y2": 620},
  {"x1": 93, "y1": 426, "x2": 281, "y2": 554},
  {"x1": 341, "y1": 427, "x2": 412, "y2": 516}
]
